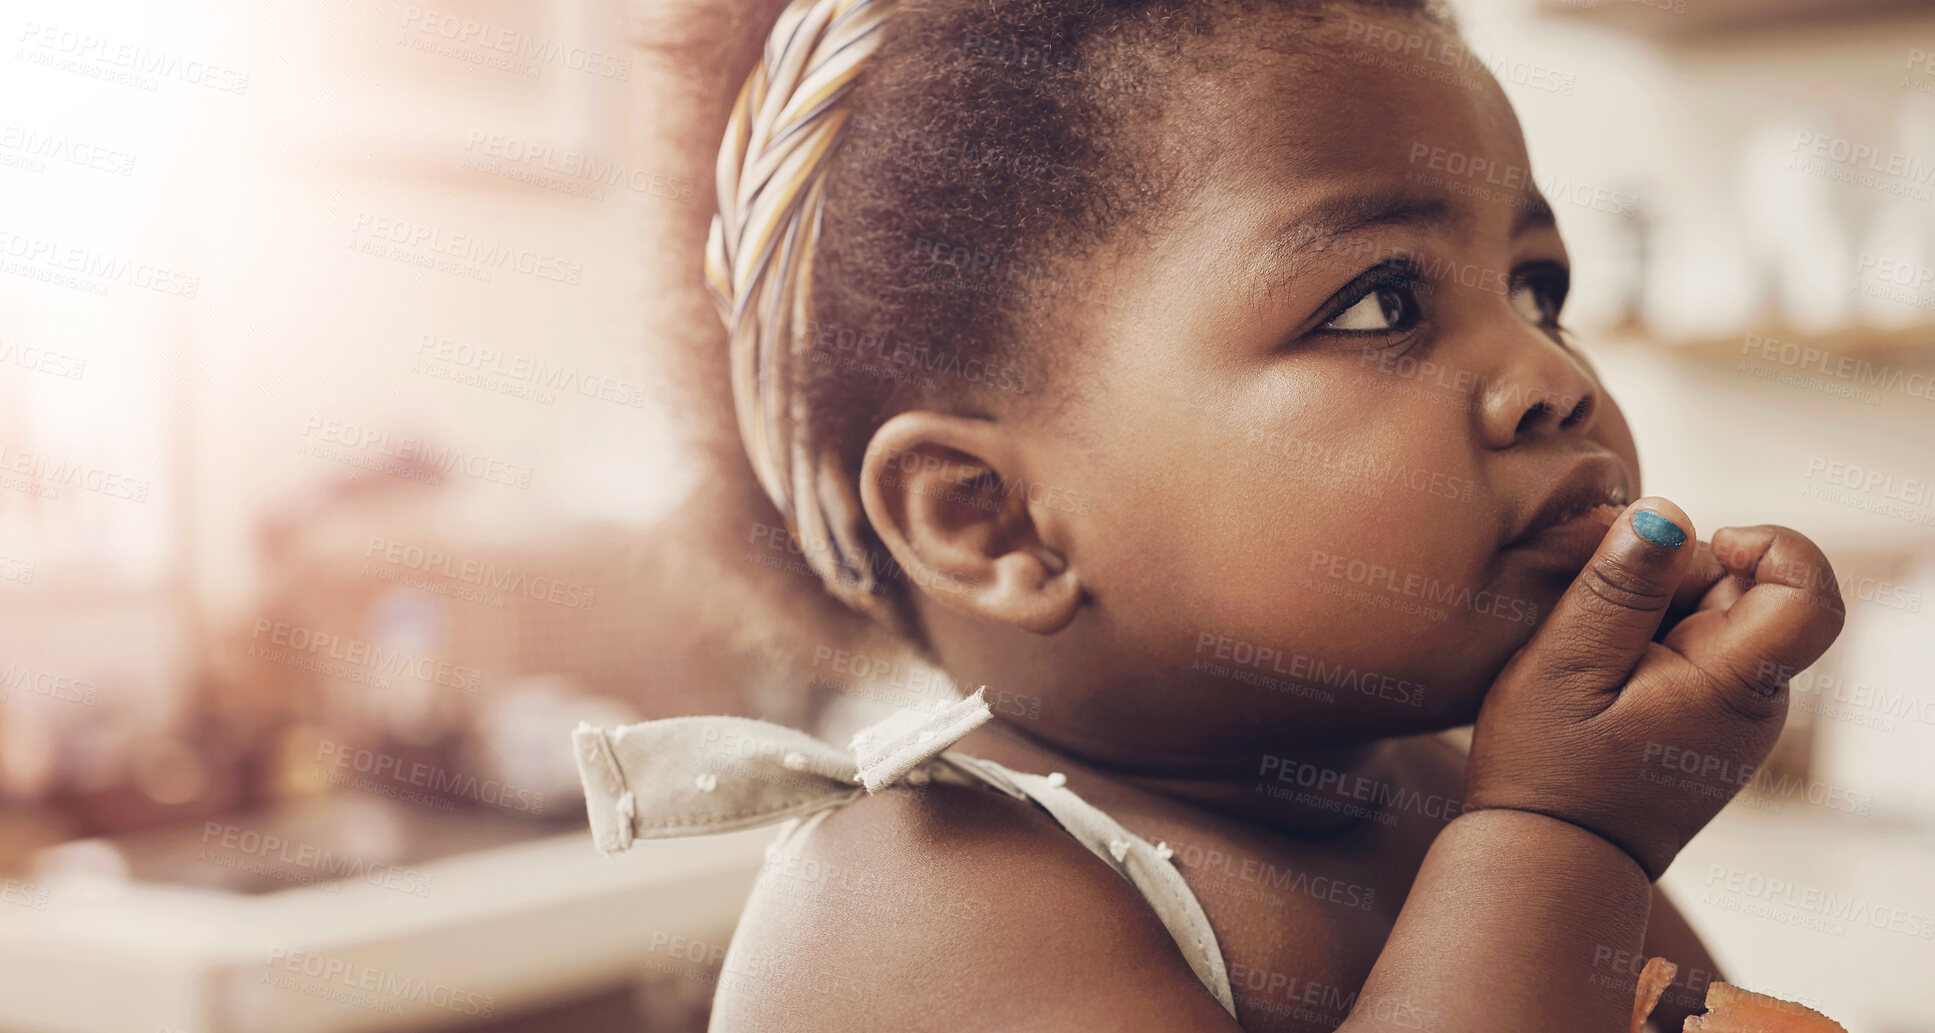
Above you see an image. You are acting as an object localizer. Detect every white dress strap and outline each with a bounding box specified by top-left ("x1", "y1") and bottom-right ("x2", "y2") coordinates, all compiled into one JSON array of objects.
[
  {"x1": 571, "y1": 687, "x2": 1235, "y2": 1018},
  {"x1": 938, "y1": 754, "x2": 1237, "y2": 1018}
]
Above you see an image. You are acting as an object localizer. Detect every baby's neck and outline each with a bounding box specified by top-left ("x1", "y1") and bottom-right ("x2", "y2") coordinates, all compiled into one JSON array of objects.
[{"x1": 957, "y1": 718, "x2": 1403, "y2": 838}]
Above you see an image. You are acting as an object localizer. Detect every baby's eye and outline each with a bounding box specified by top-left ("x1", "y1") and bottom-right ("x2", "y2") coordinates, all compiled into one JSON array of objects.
[
  {"x1": 1325, "y1": 284, "x2": 1420, "y2": 333},
  {"x1": 1509, "y1": 264, "x2": 1570, "y2": 330}
]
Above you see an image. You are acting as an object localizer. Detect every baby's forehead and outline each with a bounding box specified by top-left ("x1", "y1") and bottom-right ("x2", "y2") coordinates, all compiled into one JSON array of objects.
[{"x1": 1152, "y1": 21, "x2": 1533, "y2": 215}]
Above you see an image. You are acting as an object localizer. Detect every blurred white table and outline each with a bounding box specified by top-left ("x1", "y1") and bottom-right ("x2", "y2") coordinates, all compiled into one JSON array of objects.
[{"x1": 0, "y1": 820, "x2": 766, "y2": 1033}]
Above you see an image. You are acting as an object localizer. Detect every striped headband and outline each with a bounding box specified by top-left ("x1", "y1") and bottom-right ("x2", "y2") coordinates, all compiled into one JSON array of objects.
[{"x1": 704, "y1": 0, "x2": 898, "y2": 626}]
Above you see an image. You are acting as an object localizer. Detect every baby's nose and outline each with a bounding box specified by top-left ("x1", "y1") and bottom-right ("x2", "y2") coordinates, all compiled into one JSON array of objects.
[{"x1": 1477, "y1": 333, "x2": 1598, "y2": 449}]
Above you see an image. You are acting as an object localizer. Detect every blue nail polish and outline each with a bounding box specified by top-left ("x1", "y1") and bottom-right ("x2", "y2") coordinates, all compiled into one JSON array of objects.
[{"x1": 1631, "y1": 510, "x2": 1686, "y2": 549}]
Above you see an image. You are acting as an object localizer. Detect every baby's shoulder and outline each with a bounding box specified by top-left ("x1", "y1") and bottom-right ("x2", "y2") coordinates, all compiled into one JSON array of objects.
[{"x1": 707, "y1": 781, "x2": 1237, "y2": 1033}]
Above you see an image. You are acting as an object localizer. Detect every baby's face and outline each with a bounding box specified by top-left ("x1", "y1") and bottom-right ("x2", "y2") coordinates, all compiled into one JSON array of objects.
[{"x1": 1002, "y1": 19, "x2": 1641, "y2": 761}]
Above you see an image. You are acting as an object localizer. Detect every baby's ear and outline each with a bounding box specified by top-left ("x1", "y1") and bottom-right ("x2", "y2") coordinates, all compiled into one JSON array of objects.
[{"x1": 859, "y1": 412, "x2": 1080, "y2": 635}]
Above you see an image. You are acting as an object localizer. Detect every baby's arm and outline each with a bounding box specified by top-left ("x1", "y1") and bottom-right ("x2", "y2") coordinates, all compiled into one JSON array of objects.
[
  {"x1": 1351, "y1": 502, "x2": 1841, "y2": 1032},
  {"x1": 1349, "y1": 808, "x2": 1652, "y2": 1030}
]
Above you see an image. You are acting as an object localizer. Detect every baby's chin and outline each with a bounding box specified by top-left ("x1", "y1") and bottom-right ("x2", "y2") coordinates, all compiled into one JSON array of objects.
[
  {"x1": 1363, "y1": 672, "x2": 1493, "y2": 739},
  {"x1": 1303, "y1": 509, "x2": 1616, "y2": 706},
  {"x1": 1243, "y1": 656, "x2": 1496, "y2": 749},
  {"x1": 1338, "y1": 603, "x2": 1558, "y2": 740},
  {"x1": 1402, "y1": 554, "x2": 1610, "y2": 733}
]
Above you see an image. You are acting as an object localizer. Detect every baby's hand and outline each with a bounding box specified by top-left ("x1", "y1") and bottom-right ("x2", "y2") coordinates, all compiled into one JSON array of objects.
[{"x1": 1466, "y1": 499, "x2": 1846, "y2": 879}]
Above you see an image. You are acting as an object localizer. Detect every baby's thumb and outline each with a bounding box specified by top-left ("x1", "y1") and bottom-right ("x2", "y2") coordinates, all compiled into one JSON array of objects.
[{"x1": 1519, "y1": 499, "x2": 1697, "y2": 698}]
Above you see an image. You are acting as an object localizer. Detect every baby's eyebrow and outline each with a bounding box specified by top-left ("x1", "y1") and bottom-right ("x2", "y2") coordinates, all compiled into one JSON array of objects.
[
  {"x1": 1251, "y1": 185, "x2": 1558, "y2": 303},
  {"x1": 1511, "y1": 196, "x2": 1557, "y2": 237},
  {"x1": 1253, "y1": 189, "x2": 1456, "y2": 296},
  {"x1": 1290, "y1": 191, "x2": 1456, "y2": 250}
]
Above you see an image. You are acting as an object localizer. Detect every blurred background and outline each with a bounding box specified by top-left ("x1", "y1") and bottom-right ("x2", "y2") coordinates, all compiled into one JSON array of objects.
[{"x1": 1, "y1": 0, "x2": 1932, "y2": 1029}]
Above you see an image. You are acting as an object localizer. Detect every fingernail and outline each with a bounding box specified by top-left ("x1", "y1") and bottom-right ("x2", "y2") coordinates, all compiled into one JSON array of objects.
[{"x1": 1631, "y1": 510, "x2": 1687, "y2": 549}]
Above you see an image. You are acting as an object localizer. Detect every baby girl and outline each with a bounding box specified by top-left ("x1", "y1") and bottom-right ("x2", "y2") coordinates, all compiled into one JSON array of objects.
[{"x1": 576, "y1": 0, "x2": 1847, "y2": 1029}]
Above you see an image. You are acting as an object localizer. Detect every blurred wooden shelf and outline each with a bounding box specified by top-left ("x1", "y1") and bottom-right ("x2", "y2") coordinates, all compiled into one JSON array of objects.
[
  {"x1": 1537, "y1": 0, "x2": 1933, "y2": 40},
  {"x1": 1594, "y1": 320, "x2": 1935, "y2": 365}
]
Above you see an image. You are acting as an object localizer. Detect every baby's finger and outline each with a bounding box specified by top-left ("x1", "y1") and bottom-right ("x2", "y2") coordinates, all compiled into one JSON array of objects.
[
  {"x1": 1517, "y1": 498, "x2": 1698, "y2": 700},
  {"x1": 1656, "y1": 539, "x2": 1729, "y2": 641},
  {"x1": 1694, "y1": 575, "x2": 1748, "y2": 615},
  {"x1": 1668, "y1": 539, "x2": 1726, "y2": 616},
  {"x1": 1666, "y1": 525, "x2": 1846, "y2": 708}
]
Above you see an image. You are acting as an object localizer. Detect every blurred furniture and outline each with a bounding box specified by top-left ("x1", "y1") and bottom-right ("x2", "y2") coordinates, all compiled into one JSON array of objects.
[{"x1": 0, "y1": 796, "x2": 766, "y2": 1033}]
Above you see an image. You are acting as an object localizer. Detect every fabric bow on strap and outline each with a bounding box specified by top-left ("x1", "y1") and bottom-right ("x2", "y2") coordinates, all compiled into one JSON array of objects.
[{"x1": 573, "y1": 690, "x2": 992, "y2": 855}]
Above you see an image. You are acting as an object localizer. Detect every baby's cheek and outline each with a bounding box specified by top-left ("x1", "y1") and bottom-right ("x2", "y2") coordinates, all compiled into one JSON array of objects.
[
  {"x1": 1166, "y1": 422, "x2": 1479, "y2": 609},
  {"x1": 1233, "y1": 485, "x2": 1526, "y2": 681}
]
